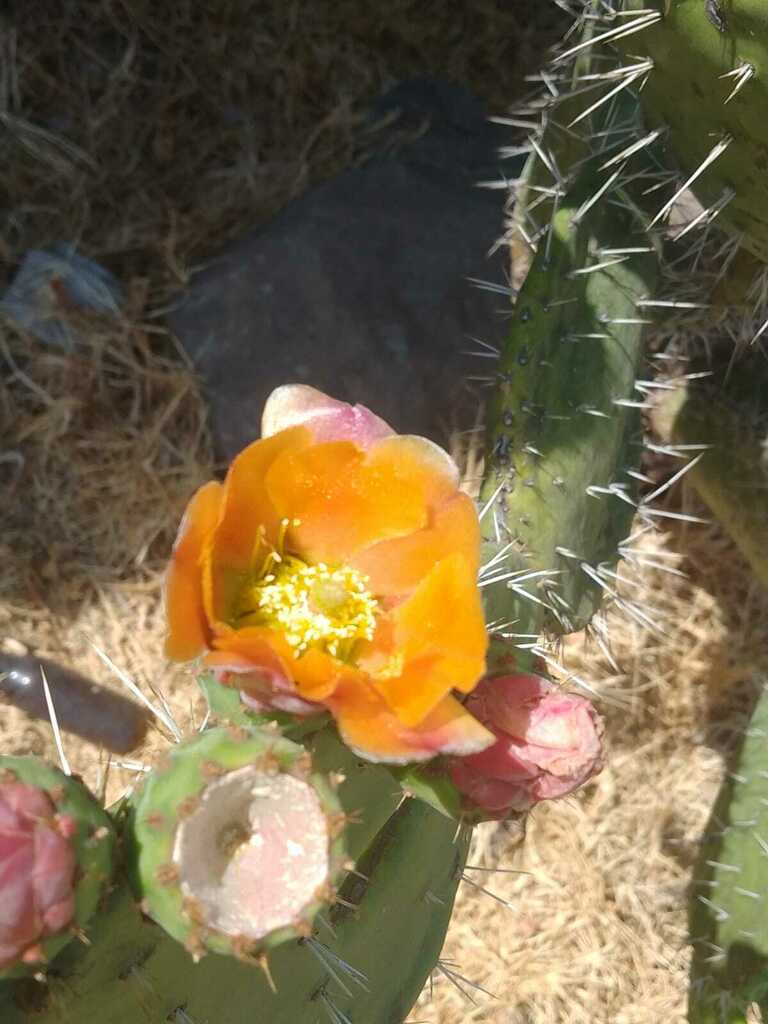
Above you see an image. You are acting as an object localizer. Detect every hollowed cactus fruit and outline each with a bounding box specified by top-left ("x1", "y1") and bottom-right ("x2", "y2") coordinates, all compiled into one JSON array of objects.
[{"x1": 129, "y1": 725, "x2": 347, "y2": 962}]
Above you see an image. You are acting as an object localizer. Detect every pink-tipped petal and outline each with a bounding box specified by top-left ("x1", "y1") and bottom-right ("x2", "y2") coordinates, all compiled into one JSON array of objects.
[
  {"x1": 262, "y1": 385, "x2": 393, "y2": 449},
  {"x1": 239, "y1": 686, "x2": 323, "y2": 718},
  {"x1": 331, "y1": 683, "x2": 494, "y2": 765}
]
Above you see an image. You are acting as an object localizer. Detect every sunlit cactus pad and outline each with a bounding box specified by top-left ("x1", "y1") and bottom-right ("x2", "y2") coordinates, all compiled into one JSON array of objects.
[{"x1": 618, "y1": 0, "x2": 768, "y2": 260}]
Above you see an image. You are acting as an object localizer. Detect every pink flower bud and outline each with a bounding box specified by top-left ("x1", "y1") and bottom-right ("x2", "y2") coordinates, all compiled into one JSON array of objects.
[
  {"x1": 449, "y1": 673, "x2": 604, "y2": 818},
  {"x1": 0, "y1": 781, "x2": 77, "y2": 969}
]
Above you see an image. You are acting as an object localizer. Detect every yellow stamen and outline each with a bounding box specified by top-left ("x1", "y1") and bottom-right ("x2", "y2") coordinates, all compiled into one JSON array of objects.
[{"x1": 237, "y1": 557, "x2": 378, "y2": 661}]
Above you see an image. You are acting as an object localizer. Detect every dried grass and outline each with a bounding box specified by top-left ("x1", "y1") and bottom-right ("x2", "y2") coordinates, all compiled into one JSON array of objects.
[
  {"x1": 2, "y1": 4, "x2": 762, "y2": 1023},
  {"x1": 1, "y1": 2, "x2": 567, "y2": 289},
  {"x1": 0, "y1": 307, "x2": 213, "y2": 799},
  {"x1": 0, "y1": 0, "x2": 567, "y2": 799},
  {"x1": 408, "y1": 494, "x2": 768, "y2": 1024}
]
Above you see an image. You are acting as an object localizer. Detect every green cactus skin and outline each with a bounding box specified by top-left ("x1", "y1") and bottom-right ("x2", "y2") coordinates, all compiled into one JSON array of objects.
[
  {"x1": 481, "y1": 158, "x2": 658, "y2": 648},
  {"x1": 688, "y1": 683, "x2": 768, "y2": 1024},
  {"x1": 0, "y1": 757, "x2": 116, "y2": 980},
  {"x1": 659, "y1": 353, "x2": 768, "y2": 1020},
  {"x1": 0, "y1": 799, "x2": 467, "y2": 1024},
  {"x1": 617, "y1": 0, "x2": 768, "y2": 262},
  {"x1": 128, "y1": 725, "x2": 348, "y2": 962},
  {"x1": 658, "y1": 348, "x2": 768, "y2": 590}
]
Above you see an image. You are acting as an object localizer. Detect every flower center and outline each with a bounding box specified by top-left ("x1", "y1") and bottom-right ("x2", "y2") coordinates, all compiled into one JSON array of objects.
[{"x1": 239, "y1": 548, "x2": 378, "y2": 661}]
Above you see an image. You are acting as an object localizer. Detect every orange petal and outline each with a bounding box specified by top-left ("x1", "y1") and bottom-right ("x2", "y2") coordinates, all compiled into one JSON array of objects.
[
  {"x1": 376, "y1": 554, "x2": 487, "y2": 726},
  {"x1": 208, "y1": 625, "x2": 291, "y2": 679},
  {"x1": 164, "y1": 480, "x2": 223, "y2": 661},
  {"x1": 330, "y1": 683, "x2": 494, "y2": 764},
  {"x1": 352, "y1": 493, "x2": 480, "y2": 599},
  {"x1": 288, "y1": 648, "x2": 351, "y2": 703},
  {"x1": 208, "y1": 425, "x2": 311, "y2": 620},
  {"x1": 210, "y1": 626, "x2": 344, "y2": 703},
  {"x1": 266, "y1": 435, "x2": 459, "y2": 564},
  {"x1": 265, "y1": 441, "x2": 414, "y2": 562}
]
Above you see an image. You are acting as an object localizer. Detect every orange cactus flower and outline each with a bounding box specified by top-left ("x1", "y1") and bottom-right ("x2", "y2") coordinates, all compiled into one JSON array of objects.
[{"x1": 165, "y1": 385, "x2": 493, "y2": 763}]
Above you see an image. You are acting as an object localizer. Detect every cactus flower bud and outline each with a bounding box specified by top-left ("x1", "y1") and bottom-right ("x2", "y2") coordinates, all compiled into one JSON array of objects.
[
  {"x1": 449, "y1": 673, "x2": 603, "y2": 818},
  {"x1": 0, "y1": 781, "x2": 77, "y2": 968}
]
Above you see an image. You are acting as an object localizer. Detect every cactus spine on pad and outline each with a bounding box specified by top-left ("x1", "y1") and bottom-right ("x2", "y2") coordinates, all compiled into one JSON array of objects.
[
  {"x1": 0, "y1": 757, "x2": 116, "y2": 979},
  {"x1": 688, "y1": 683, "x2": 768, "y2": 1023}
]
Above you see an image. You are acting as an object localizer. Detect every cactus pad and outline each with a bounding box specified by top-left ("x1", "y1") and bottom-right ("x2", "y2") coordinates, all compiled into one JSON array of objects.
[
  {"x1": 482, "y1": 159, "x2": 658, "y2": 642},
  {"x1": 618, "y1": 0, "x2": 768, "y2": 261},
  {"x1": 689, "y1": 683, "x2": 768, "y2": 1023}
]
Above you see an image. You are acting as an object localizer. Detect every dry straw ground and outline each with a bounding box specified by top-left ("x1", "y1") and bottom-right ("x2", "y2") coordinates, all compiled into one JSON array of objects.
[{"x1": 1, "y1": 5, "x2": 764, "y2": 1023}]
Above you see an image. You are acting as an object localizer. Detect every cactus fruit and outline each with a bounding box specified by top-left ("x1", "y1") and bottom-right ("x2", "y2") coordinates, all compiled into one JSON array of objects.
[
  {"x1": 688, "y1": 683, "x2": 768, "y2": 1023},
  {"x1": 129, "y1": 725, "x2": 347, "y2": 962},
  {"x1": 199, "y1": 668, "x2": 405, "y2": 846},
  {"x1": 0, "y1": 757, "x2": 115, "y2": 979}
]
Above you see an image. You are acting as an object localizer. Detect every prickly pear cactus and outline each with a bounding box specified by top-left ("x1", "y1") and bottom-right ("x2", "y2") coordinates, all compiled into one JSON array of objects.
[
  {"x1": 5, "y1": 5, "x2": 726, "y2": 1019},
  {"x1": 688, "y1": 683, "x2": 768, "y2": 1023},
  {"x1": 0, "y1": 757, "x2": 116, "y2": 979},
  {"x1": 2, "y1": 793, "x2": 467, "y2": 1024},
  {"x1": 481, "y1": 158, "x2": 658, "y2": 642},
  {"x1": 617, "y1": 0, "x2": 768, "y2": 261}
]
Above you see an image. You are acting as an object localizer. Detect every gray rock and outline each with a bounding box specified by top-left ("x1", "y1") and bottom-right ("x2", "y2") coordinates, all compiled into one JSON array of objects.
[{"x1": 170, "y1": 78, "x2": 518, "y2": 460}]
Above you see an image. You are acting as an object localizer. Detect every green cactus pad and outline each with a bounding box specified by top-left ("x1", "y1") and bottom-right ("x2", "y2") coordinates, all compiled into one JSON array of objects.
[
  {"x1": 688, "y1": 683, "x2": 768, "y2": 1023},
  {"x1": 129, "y1": 725, "x2": 347, "y2": 962},
  {"x1": 481, "y1": 157, "x2": 658, "y2": 643},
  {"x1": 618, "y1": 0, "x2": 768, "y2": 261},
  {"x1": 0, "y1": 757, "x2": 116, "y2": 979},
  {"x1": 0, "y1": 799, "x2": 468, "y2": 1024},
  {"x1": 658, "y1": 346, "x2": 768, "y2": 591}
]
